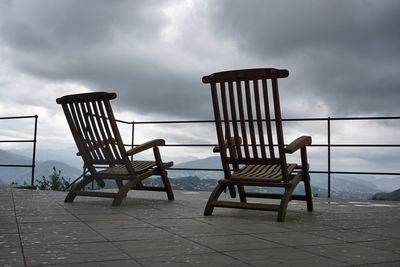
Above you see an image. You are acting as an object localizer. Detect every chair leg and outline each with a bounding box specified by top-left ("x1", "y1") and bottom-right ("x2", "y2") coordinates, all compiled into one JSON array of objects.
[
  {"x1": 116, "y1": 180, "x2": 123, "y2": 189},
  {"x1": 303, "y1": 173, "x2": 314, "y2": 211},
  {"x1": 228, "y1": 185, "x2": 237, "y2": 198},
  {"x1": 277, "y1": 174, "x2": 302, "y2": 222},
  {"x1": 237, "y1": 185, "x2": 247, "y2": 203},
  {"x1": 204, "y1": 181, "x2": 226, "y2": 216},
  {"x1": 277, "y1": 188, "x2": 291, "y2": 222},
  {"x1": 153, "y1": 146, "x2": 174, "y2": 200},
  {"x1": 160, "y1": 170, "x2": 174, "y2": 200},
  {"x1": 64, "y1": 177, "x2": 93, "y2": 203},
  {"x1": 112, "y1": 178, "x2": 138, "y2": 206}
]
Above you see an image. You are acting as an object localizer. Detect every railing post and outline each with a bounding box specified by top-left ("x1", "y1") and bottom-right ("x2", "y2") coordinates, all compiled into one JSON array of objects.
[
  {"x1": 31, "y1": 115, "x2": 38, "y2": 186},
  {"x1": 327, "y1": 117, "x2": 331, "y2": 198},
  {"x1": 131, "y1": 121, "x2": 135, "y2": 160}
]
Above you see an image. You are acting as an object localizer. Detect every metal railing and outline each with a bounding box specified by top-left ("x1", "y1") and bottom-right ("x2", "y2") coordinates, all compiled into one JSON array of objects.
[
  {"x1": 0, "y1": 115, "x2": 38, "y2": 186},
  {"x1": 124, "y1": 116, "x2": 400, "y2": 198}
]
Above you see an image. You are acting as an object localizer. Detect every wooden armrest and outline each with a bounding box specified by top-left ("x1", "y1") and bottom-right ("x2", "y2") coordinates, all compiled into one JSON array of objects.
[
  {"x1": 126, "y1": 139, "x2": 166, "y2": 156},
  {"x1": 213, "y1": 137, "x2": 242, "y2": 153},
  {"x1": 284, "y1": 136, "x2": 312, "y2": 154}
]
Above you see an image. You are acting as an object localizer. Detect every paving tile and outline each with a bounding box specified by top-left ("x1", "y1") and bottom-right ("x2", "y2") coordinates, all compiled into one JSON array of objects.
[
  {"x1": 122, "y1": 208, "x2": 185, "y2": 219},
  {"x1": 17, "y1": 214, "x2": 78, "y2": 223},
  {"x1": 19, "y1": 221, "x2": 106, "y2": 245},
  {"x1": 194, "y1": 216, "x2": 258, "y2": 225},
  {"x1": 189, "y1": 234, "x2": 282, "y2": 252},
  {"x1": 225, "y1": 246, "x2": 348, "y2": 266},
  {"x1": 358, "y1": 261, "x2": 400, "y2": 267},
  {"x1": 24, "y1": 242, "x2": 130, "y2": 266},
  {"x1": 0, "y1": 233, "x2": 20, "y2": 248},
  {"x1": 0, "y1": 222, "x2": 18, "y2": 234},
  {"x1": 0, "y1": 247, "x2": 24, "y2": 267},
  {"x1": 254, "y1": 231, "x2": 342, "y2": 247},
  {"x1": 300, "y1": 243, "x2": 400, "y2": 265},
  {"x1": 74, "y1": 213, "x2": 134, "y2": 221},
  {"x1": 329, "y1": 218, "x2": 399, "y2": 229},
  {"x1": 114, "y1": 237, "x2": 213, "y2": 259},
  {"x1": 47, "y1": 259, "x2": 142, "y2": 267},
  {"x1": 357, "y1": 239, "x2": 400, "y2": 254},
  {"x1": 85, "y1": 219, "x2": 150, "y2": 230},
  {"x1": 163, "y1": 224, "x2": 241, "y2": 238},
  {"x1": 137, "y1": 252, "x2": 248, "y2": 266},
  {"x1": 225, "y1": 223, "x2": 292, "y2": 234},
  {"x1": 357, "y1": 226, "x2": 400, "y2": 239},
  {"x1": 0, "y1": 215, "x2": 17, "y2": 224},
  {"x1": 96, "y1": 227, "x2": 176, "y2": 241},
  {"x1": 143, "y1": 218, "x2": 209, "y2": 227},
  {"x1": 311, "y1": 229, "x2": 388, "y2": 242}
]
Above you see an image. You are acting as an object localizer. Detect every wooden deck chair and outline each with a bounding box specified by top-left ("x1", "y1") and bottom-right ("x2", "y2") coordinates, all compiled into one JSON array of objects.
[
  {"x1": 202, "y1": 68, "x2": 313, "y2": 221},
  {"x1": 56, "y1": 92, "x2": 174, "y2": 206}
]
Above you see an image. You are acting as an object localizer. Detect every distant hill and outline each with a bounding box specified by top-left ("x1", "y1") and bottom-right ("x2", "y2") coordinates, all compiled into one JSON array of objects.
[
  {"x1": 11, "y1": 147, "x2": 83, "y2": 169},
  {"x1": 0, "y1": 150, "x2": 82, "y2": 185},
  {"x1": 171, "y1": 156, "x2": 223, "y2": 180},
  {"x1": 371, "y1": 188, "x2": 400, "y2": 201},
  {"x1": 175, "y1": 156, "x2": 222, "y2": 169},
  {"x1": 0, "y1": 149, "x2": 32, "y2": 184}
]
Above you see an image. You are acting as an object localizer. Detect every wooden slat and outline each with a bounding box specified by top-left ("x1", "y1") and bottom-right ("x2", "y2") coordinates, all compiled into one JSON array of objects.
[
  {"x1": 212, "y1": 200, "x2": 280, "y2": 211},
  {"x1": 73, "y1": 191, "x2": 118, "y2": 198},
  {"x1": 253, "y1": 80, "x2": 266, "y2": 159},
  {"x1": 245, "y1": 79, "x2": 258, "y2": 159},
  {"x1": 271, "y1": 75, "x2": 288, "y2": 181},
  {"x1": 220, "y1": 82, "x2": 233, "y2": 158},
  {"x1": 236, "y1": 81, "x2": 250, "y2": 158},
  {"x1": 228, "y1": 81, "x2": 242, "y2": 159},
  {"x1": 262, "y1": 79, "x2": 275, "y2": 158},
  {"x1": 211, "y1": 83, "x2": 225, "y2": 158},
  {"x1": 133, "y1": 186, "x2": 167, "y2": 192},
  {"x1": 244, "y1": 192, "x2": 285, "y2": 199}
]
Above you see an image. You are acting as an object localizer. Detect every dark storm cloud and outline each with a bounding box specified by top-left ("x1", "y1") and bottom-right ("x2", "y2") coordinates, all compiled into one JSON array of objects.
[
  {"x1": 0, "y1": 0, "x2": 212, "y2": 118},
  {"x1": 209, "y1": 0, "x2": 400, "y2": 115}
]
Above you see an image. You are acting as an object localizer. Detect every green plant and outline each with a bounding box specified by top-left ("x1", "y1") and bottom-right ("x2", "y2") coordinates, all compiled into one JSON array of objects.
[{"x1": 36, "y1": 167, "x2": 70, "y2": 191}]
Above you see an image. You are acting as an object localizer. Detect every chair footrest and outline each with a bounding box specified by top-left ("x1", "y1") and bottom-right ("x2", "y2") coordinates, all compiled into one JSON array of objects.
[
  {"x1": 133, "y1": 186, "x2": 167, "y2": 192},
  {"x1": 73, "y1": 191, "x2": 118, "y2": 198},
  {"x1": 220, "y1": 179, "x2": 292, "y2": 188},
  {"x1": 244, "y1": 192, "x2": 308, "y2": 201},
  {"x1": 245, "y1": 192, "x2": 284, "y2": 199},
  {"x1": 212, "y1": 200, "x2": 280, "y2": 211}
]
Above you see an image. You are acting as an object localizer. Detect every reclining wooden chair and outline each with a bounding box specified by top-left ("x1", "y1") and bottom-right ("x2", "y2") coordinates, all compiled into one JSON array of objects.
[
  {"x1": 202, "y1": 68, "x2": 313, "y2": 221},
  {"x1": 56, "y1": 92, "x2": 174, "y2": 206}
]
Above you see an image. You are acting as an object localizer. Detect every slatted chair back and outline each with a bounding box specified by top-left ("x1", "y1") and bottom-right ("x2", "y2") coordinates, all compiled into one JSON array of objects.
[
  {"x1": 56, "y1": 92, "x2": 134, "y2": 175},
  {"x1": 202, "y1": 68, "x2": 290, "y2": 182}
]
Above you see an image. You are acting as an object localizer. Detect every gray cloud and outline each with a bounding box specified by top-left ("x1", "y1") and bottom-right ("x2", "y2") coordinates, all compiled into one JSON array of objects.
[
  {"x1": 0, "y1": 0, "x2": 212, "y2": 118},
  {"x1": 208, "y1": 0, "x2": 400, "y2": 115}
]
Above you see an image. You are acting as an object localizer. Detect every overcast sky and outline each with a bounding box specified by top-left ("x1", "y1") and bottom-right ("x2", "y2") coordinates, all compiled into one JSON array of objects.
[{"x1": 0, "y1": 0, "x2": 399, "y2": 170}]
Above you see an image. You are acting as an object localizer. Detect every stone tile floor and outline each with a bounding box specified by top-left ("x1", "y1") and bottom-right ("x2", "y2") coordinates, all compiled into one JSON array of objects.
[{"x1": 1, "y1": 185, "x2": 400, "y2": 266}]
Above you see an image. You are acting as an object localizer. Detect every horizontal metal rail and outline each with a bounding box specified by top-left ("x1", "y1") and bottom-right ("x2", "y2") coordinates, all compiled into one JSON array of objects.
[{"x1": 124, "y1": 115, "x2": 400, "y2": 198}]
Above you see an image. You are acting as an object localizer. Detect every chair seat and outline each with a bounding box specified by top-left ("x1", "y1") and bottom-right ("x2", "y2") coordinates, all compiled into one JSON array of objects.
[
  {"x1": 98, "y1": 160, "x2": 174, "y2": 176},
  {"x1": 230, "y1": 163, "x2": 297, "y2": 182}
]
